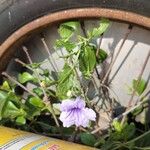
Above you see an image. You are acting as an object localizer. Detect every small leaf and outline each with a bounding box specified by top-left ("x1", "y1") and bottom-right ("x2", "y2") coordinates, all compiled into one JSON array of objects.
[
  {"x1": 56, "y1": 64, "x2": 75, "y2": 99},
  {"x1": 80, "y1": 133, "x2": 96, "y2": 146},
  {"x1": 0, "y1": 91, "x2": 8, "y2": 119},
  {"x1": 79, "y1": 45, "x2": 96, "y2": 78},
  {"x1": 132, "y1": 105, "x2": 143, "y2": 116},
  {"x1": 97, "y1": 49, "x2": 108, "y2": 63},
  {"x1": 18, "y1": 72, "x2": 37, "y2": 84},
  {"x1": 42, "y1": 77, "x2": 56, "y2": 87},
  {"x1": 132, "y1": 79, "x2": 147, "y2": 95},
  {"x1": 29, "y1": 97, "x2": 45, "y2": 108},
  {"x1": 0, "y1": 81, "x2": 11, "y2": 91},
  {"x1": 7, "y1": 92, "x2": 21, "y2": 105},
  {"x1": 87, "y1": 19, "x2": 110, "y2": 38},
  {"x1": 55, "y1": 39, "x2": 76, "y2": 52},
  {"x1": 3, "y1": 101, "x2": 25, "y2": 119},
  {"x1": 58, "y1": 21, "x2": 79, "y2": 39},
  {"x1": 122, "y1": 123, "x2": 136, "y2": 140},
  {"x1": 28, "y1": 62, "x2": 41, "y2": 69},
  {"x1": 112, "y1": 120, "x2": 122, "y2": 132},
  {"x1": 16, "y1": 116, "x2": 26, "y2": 125},
  {"x1": 33, "y1": 88, "x2": 43, "y2": 97},
  {"x1": 42, "y1": 69, "x2": 50, "y2": 77},
  {"x1": 25, "y1": 106, "x2": 41, "y2": 120},
  {"x1": 62, "y1": 21, "x2": 79, "y2": 30}
]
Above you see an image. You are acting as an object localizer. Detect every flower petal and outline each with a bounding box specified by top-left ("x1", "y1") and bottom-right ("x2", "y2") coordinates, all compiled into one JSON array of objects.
[
  {"x1": 74, "y1": 109, "x2": 89, "y2": 127},
  {"x1": 83, "y1": 108, "x2": 96, "y2": 121},
  {"x1": 60, "y1": 99, "x2": 75, "y2": 111},
  {"x1": 60, "y1": 97, "x2": 85, "y2": 111},
  {"x1": 75, "y1": 97, "x2": 85, "y2": 109},
  {"x1": 59, "y1": 111, "x2": 75, "y2": 127}
]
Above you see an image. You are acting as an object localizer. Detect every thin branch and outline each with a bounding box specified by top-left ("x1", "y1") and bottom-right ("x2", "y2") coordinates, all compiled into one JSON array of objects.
[
  {"x1": 91, "y1": 76, "x2": 100, "y2": 94},
  {"x1": 91, "y1": 126, "x2": 104, "y2": 134},
  {"x1": 121, "y1": 50, "x2": 150, "y2": 125},
  {"x1": 2, "y1": 72, "x2": 37, "y2": 97},
  {"x1": 23, "y1": 46, "x2": 60, "y2": 128},
  {"x1": 95, "y1": 35, "x2": 103, "y2": 79},
  {"x1": 41, "y1": 37, "x2": 59, "y2": 72},
  {"x1": 96, "y1": 34, "x2": 103, "y2": 57},
  {"x1": 128, "y1": 50, "x2": 150, "y2": 106},
  {"x1": 23, "y1": 46, "x2": 47, "y2": 98},
  {"x1": 92, "y1": 75, "x2": 120, "y2": 108},
  {"x1": 114, "y1": 88, "x2": 150, "y2": 121},
  {"x1": 80, "y1": 20, "x2": 87, "y2": 37},
  {"x1": 73, "y1": 65, "x2": 91, "y2": 106},
  {"x1": 15, "y1": 58, "x2": 33, "y2": 71}
]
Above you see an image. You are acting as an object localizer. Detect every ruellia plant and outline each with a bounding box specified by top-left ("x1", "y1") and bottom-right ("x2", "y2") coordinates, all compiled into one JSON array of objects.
[{"x1": 0, "y1": 19, "x2": 150, "y2": 150}]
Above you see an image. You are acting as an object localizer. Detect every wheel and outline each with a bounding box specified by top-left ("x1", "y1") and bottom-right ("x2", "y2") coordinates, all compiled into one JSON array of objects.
[
  {"x1": 0, "y1": 0, "x2": 150, "y2": 72},
  {"x1": 0, "y1": 0, "x2": 150, "y2": 44},
  {"x1": 0, "y1": 0, "x2": 149, "y2": 116}
]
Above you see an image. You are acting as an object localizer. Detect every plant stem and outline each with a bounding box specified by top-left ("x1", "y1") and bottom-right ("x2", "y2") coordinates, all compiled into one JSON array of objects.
[
  {"x1": 114, "y1": 88, "x2": 150, "y2": 121},
  {"x1": 23, "y1": 46, "x2": 47, "y2": 97},
  {"x1": 95, "y1": 35, "x2": 103, "y2": 79},
  {"x1": 41, "y1": 37, "x2": 59, "y2": 72},
  {"x1": 80, "y1": 20, "x2": 102, "y2": 79},
  {"x1": 91, "y1": 126, "x2": 103, "y2": 134},
  {"x1": 23, "y1": 46, "x2": 60, "y2": 128},
  {"x1": 2, "y1": 72, "x2": 37, "y2": 97},
  {"x1": 47, "y1": 103, "x2": 60, "y2": 127},
  {"x1": 125, "y1": 129, "x2": 150, "y2": 145},
  {"x1": 73, "y1": 65, "x2": 91, "y2": 106},
  {"x1": 15, "y1": 58, "x2": 33, "y2": 71},
  {"x1": 129, "y1": 50, "x2": 150, "y2": 106}
]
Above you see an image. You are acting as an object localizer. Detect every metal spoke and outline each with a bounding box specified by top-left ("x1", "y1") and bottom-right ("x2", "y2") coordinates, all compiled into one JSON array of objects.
[{"x1": 101, "y1": 25, "x2": 133, "y2": 84}]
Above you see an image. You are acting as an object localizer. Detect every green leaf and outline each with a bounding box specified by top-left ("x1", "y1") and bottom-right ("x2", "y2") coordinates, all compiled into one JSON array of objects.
[
  {"x1": 111, "y1": 122, "x2": 136, "y2": 141},
  {"x1": 42, "y1": 69, "x2": 50, "y2": 77},
  {"x1": 7, "y1": 92, "x2": 21, "y2": 105},
  {"x1": 132, "y1": 78, "x2": 147, "y2": 95},
  {"x1": 112, "y1": 120, "x2": 123, "y2": 132},
  {"x1": 58, "y1": 21, "x2": 79, "y2": 39},
  {"x1": 55, "y1": 39, "x2": 76, "y2": 52},
  {"x1": 18, "y1": 72, "x2": 37, "y2": 84},
  {"x1": 101, "y1": 140, "x2": 121, "y2": 150},
  {"x1": 29, "y1": 97, "x2": 45, "y2": 108},
  {"x1": 0, "y1": 81, "x2": 11, "y2": 91},
  {"x1": 87, "y1": 19, "x2": 110, "y2": 38},
  {"x1": 16, "y1": 116, "x2": 26, "y2": 125},
  {"x1": 79, "y1": 45, "x2": 96, "y2": 78},
  {"x1": 132, "y1": 130, "x2": 150, "y2": 147},
  {"x1": 3, "y1": 101, "x2": 25, "y2": 119},
  {"x1": 25, "y1": 106, "x2": 41, "y2": 120},
  {"x1": 122, "y1": 123, "x2": 136, "y2": 140},
  {"x1": 28, "y1": 62, "x2": 41, "y2": 69},
  {"x1": 97, "y1": 49, "x2": 108, "y2": 63},
  {"x1": 62, "y1": 21, "x2": 79, "y2": 30},
  {"x1": 56, "y1": 64, "x2": 75, "y2": 99},
  {"x1": 33, "y1": 88, "x2": 43, "y2": 97},
  {"x1": 42, "y1": 77, "x2": 56, "y2": 87},
  {"x1": 132, "y1": 105, "x2": 143, "y2": 116},
  {"x1": 0, "y1": 91, "x2": 8, "y2": 119},
  {"x1": 80, "y1": 133, "x2": 96, "y2": 146}
]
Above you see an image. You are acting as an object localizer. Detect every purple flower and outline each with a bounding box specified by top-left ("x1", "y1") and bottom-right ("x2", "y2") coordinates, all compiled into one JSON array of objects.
[{"x1": 59, "y1": 97, "x2": 96, "y2": 127}]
